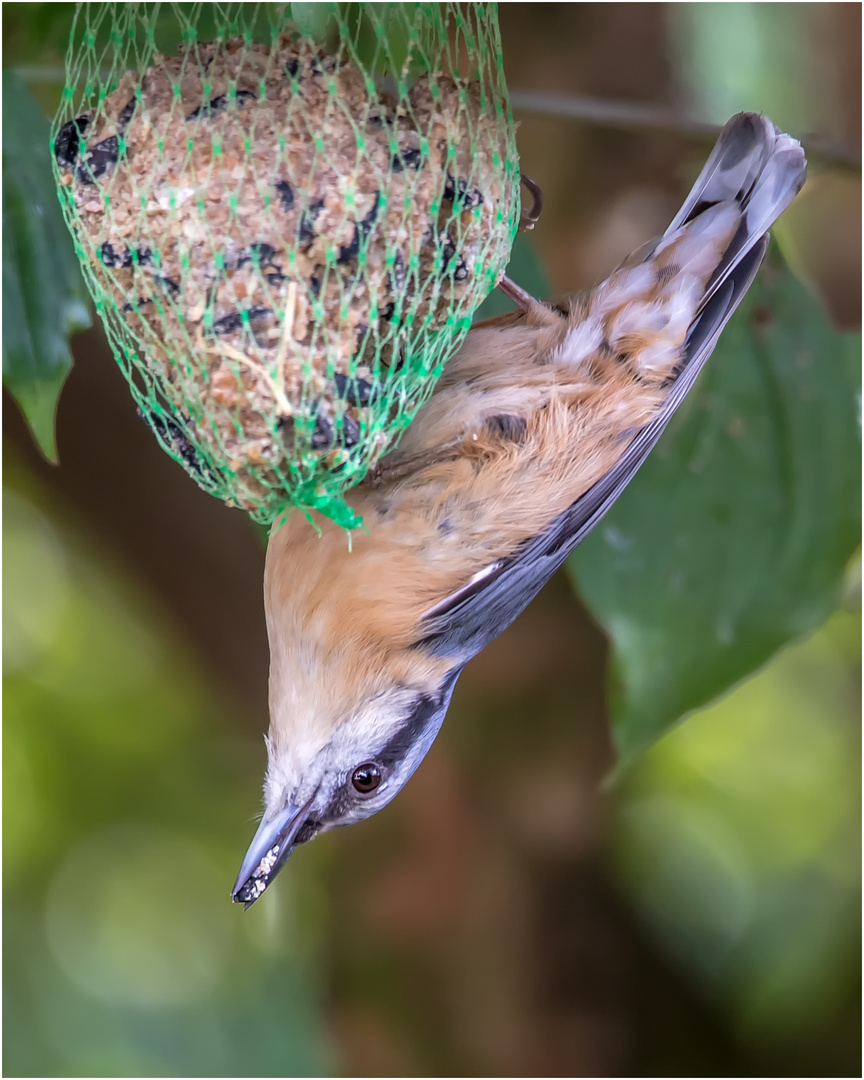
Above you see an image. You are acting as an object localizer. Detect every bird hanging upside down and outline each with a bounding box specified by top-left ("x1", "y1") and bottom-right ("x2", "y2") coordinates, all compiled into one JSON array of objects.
[{"x1": 232, "y1": 112, "x2": 807, "y2": 906}]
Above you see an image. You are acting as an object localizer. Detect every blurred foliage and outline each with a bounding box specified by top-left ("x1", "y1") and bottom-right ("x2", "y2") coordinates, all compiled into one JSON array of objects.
[
  {"x1": 3, "y1": 467, "x2": 332, "y2": 1078},
  {"x1": 671, "y1": 3, "x2": 861, "y2": 333},
  {"x1": 612, "y1": 603, "x2": 860, "y2": 1043},
  {"x1": 776, "y1": 172, "x2": 862, "y2": 331},
  {"x1": 2, "y1": 3, "x2": 76, "y2": 69},
  {"x1": 671, "y1": 4, "x2": 838, "y2": 137},
  {"x1": 2, "y1": 71, "x2": 91, "y2": 461},
  {"x1": 570, "y1": 262, "x2": 862, "y2": 765}
]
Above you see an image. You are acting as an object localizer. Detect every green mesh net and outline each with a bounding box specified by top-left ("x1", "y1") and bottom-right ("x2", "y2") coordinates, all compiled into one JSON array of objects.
[{"x1": 52, "y1": 3, "x2": 519, "y2": 527}]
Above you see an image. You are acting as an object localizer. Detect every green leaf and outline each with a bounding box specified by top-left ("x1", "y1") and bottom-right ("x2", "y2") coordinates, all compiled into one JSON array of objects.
[
  {"x1": 290, "y1": 2, "x2": 339, "y2": 43},
  {"x1": 2, "y1": 3, "x2": 77, "y2": 69},
  {"x1": 2, "y1": 70, "x2": 91, "y2": 462},
  {"x1": 568, "y1": 259, "x2": 862, "y2": 769}
]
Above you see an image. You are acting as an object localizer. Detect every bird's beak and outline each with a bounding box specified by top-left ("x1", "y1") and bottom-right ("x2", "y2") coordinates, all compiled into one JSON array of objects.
[{"x1": 231, "y1": 799, "x2": 313, "y2": 908}]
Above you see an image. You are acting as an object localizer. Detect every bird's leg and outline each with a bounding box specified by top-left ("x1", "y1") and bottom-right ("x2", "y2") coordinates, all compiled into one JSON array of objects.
[
  {"x1": 496, "y1": 274, "x2": 538, "y2": 311},
  {"x1": 495, "y1": 175, "x2": 546, "y2": 311}
]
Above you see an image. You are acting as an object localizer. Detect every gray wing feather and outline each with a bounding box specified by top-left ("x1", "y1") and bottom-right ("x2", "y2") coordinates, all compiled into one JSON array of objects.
[
  {"x1": 417, "y1": 240, "x2": 767, "y2": 661},
  {"x1": 417, "y1": 113, "x2": 805, "y2": 662}
]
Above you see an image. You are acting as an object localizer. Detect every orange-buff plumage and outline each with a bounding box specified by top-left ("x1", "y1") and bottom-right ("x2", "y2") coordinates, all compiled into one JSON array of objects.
[{"x1": 233, "y1": 113, "x2": 806, "y2": 906}]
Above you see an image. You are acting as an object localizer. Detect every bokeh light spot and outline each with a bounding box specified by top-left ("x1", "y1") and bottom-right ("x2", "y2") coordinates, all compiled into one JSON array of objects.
[{"x1": 46, "y1": 824, "x2": 236, "y2": 1009}]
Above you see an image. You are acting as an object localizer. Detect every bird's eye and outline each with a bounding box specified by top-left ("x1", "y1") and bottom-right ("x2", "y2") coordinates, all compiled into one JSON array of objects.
[{"x1": 351, "y1": 763, "x2": 382, "y2": 794}]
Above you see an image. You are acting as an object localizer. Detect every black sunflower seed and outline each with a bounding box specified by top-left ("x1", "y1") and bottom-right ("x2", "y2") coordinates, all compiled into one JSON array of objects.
[
  {"x1": 338, "y1": 194, "x2": 382, "y2": 263},
  {"x1": 310, "y1": 414, "x2": 334, "y2": 450},
  {"x1": 391, "y1": 146, "x2": 422, "y2": 172},
  {"x1": 439, "y1": 233, "x2": 467, "y2": 278},
  {"x1": 389, "y1": 251, "x2": 406, "y2": 292},
  {"x1": 359, "y1": 193, "x2": 381, "y2": 235},
  {"x1": 117, "y1": 96, "x2": 137, "y2": 128},
  {"x1": 341, "y1": 414, "x2": 361, "y2": 448},
  {"x1": 155, "y1": 274, "x2": 180, "y2": 296},
  {"x1": 333, "y1": 373, "x2": 374, "y2": 406},
  {"x1": 121, "y1": 296, "x2": 153, "y2": 313},
  {"x1": 54, "y1": 115, "x2": 90, "y2": 169},
  {"x1": 439, "y1": 233, "x2": 454, "y2": 260},
  {"x1": 76, "y1": 135, "x2": 119, "y2": 184},
  {"x1": 100, "y1": 242, "x2": 133, "y2": 269},
  {"x1": 213, "y1": 312, "x2": 243, "y2": 334},
  {"x1": 185, "y1": 89, "x2": 256, "y2": 121},
  {"x1": 298, "y1": 199, "x2": 323, "y2": 247},
  {"x1": 101, "y1": 242, "x2": 151, "y2": 269},
  {"x1": 337, "y1": 232, "x2": 359, "y2": 263},
  {"x1": 212, "y1": 305, "x2": 272, "y2": 335},
  {"x1": 275, "y1": 180, "x2": 294, "y2": 211},
  {"x1": 238, "y1": 242, "x2": 277, "y2": 268},
  {"x1": 142, "y1": 408, "x2": 216, "y2": 484},
  {"x1": 353, "y1": 322, "x2": 370, "y2": 352},
  {"x1": 443, "y1": 173, "x2": 483, "y2": 210}
]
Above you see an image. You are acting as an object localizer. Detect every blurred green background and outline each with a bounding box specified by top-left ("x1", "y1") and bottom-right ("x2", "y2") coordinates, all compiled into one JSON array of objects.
[{"x1": 4, "y1": 4, "x2": 861, "y2": 1076}]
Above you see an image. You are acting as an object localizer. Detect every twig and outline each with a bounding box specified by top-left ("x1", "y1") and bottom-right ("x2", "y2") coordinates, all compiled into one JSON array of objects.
[
  {"x1": 275, "y1": 280, "x2": 298, "y2": 406},
  {"x1": 203, "y1": 339, "x2": 293, "y2": 417},
  {"x1": 21, "y1": 60, "x2": 856, "y2": 175},
  {"x1": 509, "y1": 88, "x2": 861, "y2": 175}
]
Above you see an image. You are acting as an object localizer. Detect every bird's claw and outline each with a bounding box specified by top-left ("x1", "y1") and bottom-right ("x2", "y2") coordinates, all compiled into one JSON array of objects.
[{"x1": 519, "y1": 175, "x2": 544, "y2": 232}]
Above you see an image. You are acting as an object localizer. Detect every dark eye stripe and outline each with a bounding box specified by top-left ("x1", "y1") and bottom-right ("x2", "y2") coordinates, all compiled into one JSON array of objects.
[
  {"x1": 375, "y1": 693, "x2": 440, "y2": 767},
  {"x1": 318, "y1": 669, "x2": 463, "y2": 823},
  {"x1": 375, "y1": 668, "x2": 462, "y2": 767}
]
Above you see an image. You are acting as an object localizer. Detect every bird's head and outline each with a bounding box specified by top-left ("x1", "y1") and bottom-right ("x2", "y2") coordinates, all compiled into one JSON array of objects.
[
  {"x1": 231, "y1": 513, "x2": 464, "y2": 907},
  {"x1": 231, "y1": 666, "x2": 461, "y2": 906}
]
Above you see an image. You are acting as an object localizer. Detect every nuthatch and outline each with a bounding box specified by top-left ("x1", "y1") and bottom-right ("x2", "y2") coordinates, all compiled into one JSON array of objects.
[{"x1": 233, "y1": 113, "x2": 806, "y2": 906}]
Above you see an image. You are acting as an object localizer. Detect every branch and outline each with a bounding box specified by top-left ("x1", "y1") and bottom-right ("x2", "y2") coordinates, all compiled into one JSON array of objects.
[
  {"x1": 17, "y1": 64, "x2": 859, "y2": 176},
  {"x1": 509, "y1": 89, "x2": 861, "y2": 176}
]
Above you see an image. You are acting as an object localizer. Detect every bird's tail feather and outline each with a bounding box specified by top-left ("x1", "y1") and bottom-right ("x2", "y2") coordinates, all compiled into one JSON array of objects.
[{"x1": 667, "y1": 112, "x2": 806, "y2": 302}]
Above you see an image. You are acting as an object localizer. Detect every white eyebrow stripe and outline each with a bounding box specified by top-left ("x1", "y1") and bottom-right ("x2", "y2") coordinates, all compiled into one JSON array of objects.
[{"x1": 422, "y1": 561, "x2": 504, "y2": 620}]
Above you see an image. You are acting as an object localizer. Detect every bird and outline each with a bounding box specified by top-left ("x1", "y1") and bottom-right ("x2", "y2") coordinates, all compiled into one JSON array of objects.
[{"x1": 232, "y1": 112, "x2": 807, "y2": 907}]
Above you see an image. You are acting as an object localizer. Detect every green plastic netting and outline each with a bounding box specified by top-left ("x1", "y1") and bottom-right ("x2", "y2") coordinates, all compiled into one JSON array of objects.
[{"x1": 52, "y1": 2, "x2": 520, "y2": 527}]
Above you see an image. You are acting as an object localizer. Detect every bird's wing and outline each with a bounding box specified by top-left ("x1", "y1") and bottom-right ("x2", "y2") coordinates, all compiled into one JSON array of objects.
[{"x1": 416, "y1": 238, "x2": 767, "y2": 661}]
